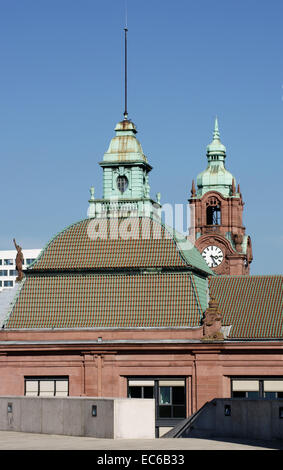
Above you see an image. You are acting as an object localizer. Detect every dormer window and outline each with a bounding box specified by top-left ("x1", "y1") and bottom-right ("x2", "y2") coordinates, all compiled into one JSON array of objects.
[{"x1": 117, "y1": 175, "x2": 128, "y2": 193}]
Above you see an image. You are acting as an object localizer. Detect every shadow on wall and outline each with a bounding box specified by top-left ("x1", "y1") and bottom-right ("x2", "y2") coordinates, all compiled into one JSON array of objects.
[{"x1": 163, "y1": 398, "x2": 283, "y2": 449}]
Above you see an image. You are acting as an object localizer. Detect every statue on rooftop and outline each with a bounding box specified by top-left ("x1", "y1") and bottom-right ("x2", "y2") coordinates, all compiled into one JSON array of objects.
[{"x1": 13, "y1": 238, "x2": 24, "y2": 282}]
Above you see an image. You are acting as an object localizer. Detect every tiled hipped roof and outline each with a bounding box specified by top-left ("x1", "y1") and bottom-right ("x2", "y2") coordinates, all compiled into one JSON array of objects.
[
  {"x1": 3, "y1": 216, "x2": 212, "y2": 330},
  {"x1": 209, "y1": 275, "x2": 283, "y2": 339},
  {"x1": 5, "y1": 273, "x2": 204, "y2": 329}
]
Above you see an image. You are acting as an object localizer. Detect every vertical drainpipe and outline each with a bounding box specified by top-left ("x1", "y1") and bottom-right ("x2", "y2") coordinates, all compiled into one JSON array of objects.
[
  {"x1": 81, "y1": 353, "x2": 86, "y2": 396},
  {"x1": 97, "y1": 354, "x2": 102, "y2": 397},
  {"x1": 192, "y1": 353, "x2": 197, "y2": 414}
]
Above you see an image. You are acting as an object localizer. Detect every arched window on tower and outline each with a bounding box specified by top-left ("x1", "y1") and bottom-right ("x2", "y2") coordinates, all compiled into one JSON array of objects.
[
  {"x1": 117, "y1": 175, "x2": 129, "y2": 193},
  {"x1": 206, "y1": 198, "x2": 221, "y2": 225}
]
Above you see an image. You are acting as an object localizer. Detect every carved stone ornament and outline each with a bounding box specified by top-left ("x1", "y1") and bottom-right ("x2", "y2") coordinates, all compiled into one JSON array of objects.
[
  {"x1": 232, "y1": 233, "x2": 243, "y2": 253},
  {"x1": 202, "y1": 296, "x2": 224, "y2": 341},
  {"x1": 13, "y1": 238, "x2": 24, "y2": 282}
]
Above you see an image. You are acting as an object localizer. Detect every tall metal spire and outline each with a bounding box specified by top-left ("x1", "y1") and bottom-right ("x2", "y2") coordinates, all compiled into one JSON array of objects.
[{"x1": 123, "y1": 26, "x2": 128, "y2": 120}]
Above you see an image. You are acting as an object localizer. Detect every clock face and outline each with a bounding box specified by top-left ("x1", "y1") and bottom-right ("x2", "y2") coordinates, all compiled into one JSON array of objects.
[{"x1": 202, "y1": 245, "x2": 224, "y2": 268}]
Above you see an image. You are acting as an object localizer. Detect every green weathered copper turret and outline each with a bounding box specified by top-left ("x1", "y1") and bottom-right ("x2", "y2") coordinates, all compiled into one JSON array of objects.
[
  {"x1": 196, "y1": 118, "x2": 238, "y2": 198},
  {"x1": 101, "y1": 119, "x2": 151, "y2": 200},
  {"x1": 87, "y1": 118, "x2": 161, "y2": 218}
]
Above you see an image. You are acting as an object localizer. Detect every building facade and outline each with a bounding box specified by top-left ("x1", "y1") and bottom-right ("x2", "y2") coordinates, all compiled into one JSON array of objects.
[{"x1": 0, "y1": 115, "x2": 282, "y2": 438}]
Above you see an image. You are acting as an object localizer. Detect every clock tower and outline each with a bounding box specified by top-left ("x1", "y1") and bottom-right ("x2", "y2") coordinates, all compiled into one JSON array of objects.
[{"x1": 189, "y1": 118, "x2": 253, "y2": 275}]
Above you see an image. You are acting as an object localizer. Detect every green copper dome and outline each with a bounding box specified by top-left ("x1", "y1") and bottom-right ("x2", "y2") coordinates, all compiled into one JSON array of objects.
[
  {"x1": 103, "y1": 119, "x2": 148, "y2": 163},
  {"x1": 206, "y1": 117, "x2": 226, "y2": 157},
  {"x1": 196, "y1": 118, "x2": 237, "y2": 198}
]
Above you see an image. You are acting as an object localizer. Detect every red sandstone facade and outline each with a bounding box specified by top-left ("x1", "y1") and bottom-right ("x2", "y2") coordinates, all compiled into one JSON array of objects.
[
  {"x1": 0, "y1": 327, "x2": 282, "y2": 436},
  {"x1": 189, "y1": 190, "x2": 253, "y2": 275}
]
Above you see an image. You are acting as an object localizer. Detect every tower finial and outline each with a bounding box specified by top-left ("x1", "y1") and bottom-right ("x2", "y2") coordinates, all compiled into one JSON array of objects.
[
  {"x1": 123, "y1": 26, "x2": 128, "y2": 120},
  {"x1": 213, "y1": 116, "x2": 220, "y2": 140}
]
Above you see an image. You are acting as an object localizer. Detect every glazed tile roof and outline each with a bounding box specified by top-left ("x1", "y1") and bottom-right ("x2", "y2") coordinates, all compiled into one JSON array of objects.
[
  {"x1": 5, "y1": 273, "x2": 204, "y2": 329},
  {"x1": 209, "y1": 275, "x2": 283, "y2": 339},
  {"x1": 30, "y1": 217, "x2": 212, "y2": 275}
]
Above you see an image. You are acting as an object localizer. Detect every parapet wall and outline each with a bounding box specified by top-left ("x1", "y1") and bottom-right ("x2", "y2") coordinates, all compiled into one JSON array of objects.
[{"x1": 0, "y1": 396, "x2": 155, "y2": 439}]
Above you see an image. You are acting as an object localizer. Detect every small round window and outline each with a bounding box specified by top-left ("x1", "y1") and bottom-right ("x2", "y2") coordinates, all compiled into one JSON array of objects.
[{"x1": 117, "y1": 175, "x2": 128, "y2": 193}]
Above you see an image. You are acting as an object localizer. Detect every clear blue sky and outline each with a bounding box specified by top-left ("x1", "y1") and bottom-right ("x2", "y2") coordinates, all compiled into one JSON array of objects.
[{"x1": 0, "y1": 0, "x2": 282, "y2": 274}]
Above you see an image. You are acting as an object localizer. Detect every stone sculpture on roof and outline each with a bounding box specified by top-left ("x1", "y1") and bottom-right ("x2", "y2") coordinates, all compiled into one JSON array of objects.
[{"x1": 13, "y1": 238, "x2": 24, "y2": 282}]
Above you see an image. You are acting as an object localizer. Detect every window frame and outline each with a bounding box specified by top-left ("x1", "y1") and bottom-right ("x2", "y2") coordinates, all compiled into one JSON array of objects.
[
  {"x1": 24, "y1": 376, "x2": 69, "y2": 397},
  {"x1": 127, "y1": 376, "x2": 187, "y2": 434},
  {"x1": 4, "y1": 259, "x2": 13, "y2": 266},
  {"x1": 230, "y1": 377, "x2": 283, "y2": 399},
  {"x1": 116, "y1": 175, "x2": 129, "y2": 193}
]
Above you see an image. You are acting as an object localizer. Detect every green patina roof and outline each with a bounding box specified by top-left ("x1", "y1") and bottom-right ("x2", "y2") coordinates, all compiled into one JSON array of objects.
[
  {"x1": 102, "y1": 119, "x2": 148, "y2": 164},
  {"x1": 196, "y1": 118, "x2": 238, "y2": 198},
  {"x1": 209, "y1": 275, "x2": 283, "y2": 339},
  {"x1": 163, "y1": 224, "x2": 214, "y2": 277}
]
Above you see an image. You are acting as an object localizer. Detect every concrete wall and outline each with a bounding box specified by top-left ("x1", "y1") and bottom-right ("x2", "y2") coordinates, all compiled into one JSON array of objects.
[
  {"x1": 114, "y1": 399, "x2": 155, "y2": 439},
  {"x1": 0, "y1": 396, "x2": 155, "y2": 439},
  {"x1": 180, "y1": 399, "x2": 283, "y2": 441}
]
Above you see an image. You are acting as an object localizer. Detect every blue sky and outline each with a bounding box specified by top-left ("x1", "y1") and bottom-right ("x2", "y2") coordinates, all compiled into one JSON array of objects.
[{"x1": 0, "y1": 0, "x2": 282, "y2": 274}]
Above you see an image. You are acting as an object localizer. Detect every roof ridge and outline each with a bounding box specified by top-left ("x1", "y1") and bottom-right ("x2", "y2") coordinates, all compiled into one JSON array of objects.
[
  {"x1": 210, "y1": 274, "x2": 283, "y2": 279},
  {"x1": 190, "y1": 274, "x2": 205, "y2": 319},
  {"x1": 162, "y1": 223, "x2": 214, "y2": 275}
]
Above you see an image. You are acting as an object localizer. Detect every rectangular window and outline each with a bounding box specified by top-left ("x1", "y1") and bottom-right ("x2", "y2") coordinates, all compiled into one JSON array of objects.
[
  {"x1": 25, "y1": 380, "x2": 39, "y2": 396},
  {"x1": 0, "y1": 281, "x2": 2, "y2": 287},
  {"x1": 0, "y1": 260, "x2": 2, "y2": 265},
  {"x1": 4, "y1": 281, "x2": 13, "y2": 287},
  {"x1": 128, "y1": 380, "x2": 154, "y2": 399},
  {"x1": 9, "y1": 270, "x2": 17, "y2": 276},
  {"x1": 128, "y1": 378, "x2": 186, "y2": 420},
  {"x1": 159, "y1": 386, "x2": 171, "y2": 405},
  {"x1": 40, "y1": 380, "x2": 55, "y2": 397},
  {"x1": 25, "y1": 377, "x2": 69, "y2": 397},
  {"x1": 55, "y1": 380, "x2": 69, "y2": 397},
  {"x1": 158, "y1": 380, "x2": 186, "y2": 418},
  {"x1": 231, "y1": 379, "x2": 283, "y2": 399},
  {"x1": 263, "y1": 380, "x2": 283, "y2": 399},
  {"x1": 232, "y1": 380, "x2": 259, "y2": 398},
  {"x1": 25, "y1": 258, "x2": 36, "y2": 266},
  {"x1": 4, "y1": 259, "x2": 13, "y2": 266},
  {"x1": 0, "y1": 270, "x2": 8, "y2": 276}
]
